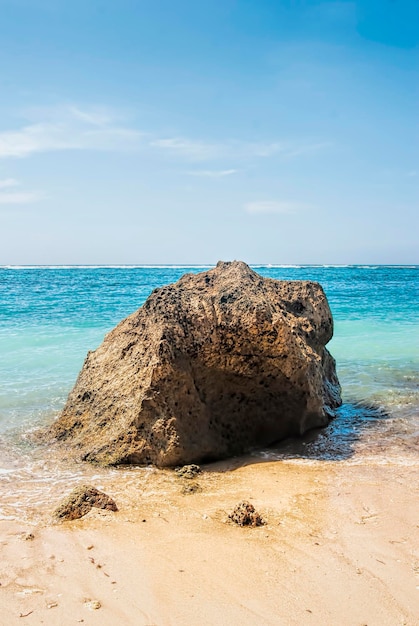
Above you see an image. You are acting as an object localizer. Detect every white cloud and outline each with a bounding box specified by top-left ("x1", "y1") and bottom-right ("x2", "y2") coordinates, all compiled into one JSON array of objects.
[
  {"x1": 244, "y1": 201, "x2": 310, "y2": 215},
  {"x1": 0, "y1": 191, "x2": 41, "y2": 205},
  {"x1": 150, "y1": 137, "x2": 220, "y2": 161},
  {"x1": 0, "y1": 105, "x2": 142, "y2": 159},
  {"x1": 186, "y1": 169, "x2": 238, "y2": 178},
  {"x1": 0, "y1": 103, "x2": 330, "y2": 167},
  {"x1": 67, "y1": 105, "x2": 115, "y2": 127},
  {"x1": 0, "y1": 123, "x2": 77, "y2": 158},
  {"x1": 0, "y1": 178, "x2": 41, "y2": 205},
  {"x1": 151, "y1": 135, "x2": 328, "y2": 162},
  {"x1": 0, "y1": 178, "x2": 19, "y2": 189},
  {"x1": 151, "y1": 137, "x2": 285, "y2": 161}
]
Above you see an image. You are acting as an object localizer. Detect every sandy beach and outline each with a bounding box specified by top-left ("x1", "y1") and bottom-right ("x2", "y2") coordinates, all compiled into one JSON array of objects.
[
  {"x1": 1, "y1": 0, "x2": 418, "y2": 620},
  {"x1": 1, "y1": 457, "x2": 417, "y2": 626}
]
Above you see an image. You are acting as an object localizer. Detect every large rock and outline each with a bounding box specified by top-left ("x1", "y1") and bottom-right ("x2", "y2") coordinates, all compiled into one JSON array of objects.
[{"x1": 48, "y1": 261, "x2": 341, "y2": 466}]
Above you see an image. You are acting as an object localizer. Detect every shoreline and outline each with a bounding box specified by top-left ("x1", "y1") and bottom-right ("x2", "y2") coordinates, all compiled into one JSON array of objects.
[{"x1": 1, "y1": 457, "x2": 418, "y2": 625}]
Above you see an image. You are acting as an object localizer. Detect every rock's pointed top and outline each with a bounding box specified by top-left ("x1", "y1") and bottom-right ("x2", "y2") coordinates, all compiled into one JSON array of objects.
[
  {"x1": 177, "y1": 260, "x2": 259, "y2": 292},
  {"x1": 215, "y1": 260, "x2": 251, "y2": 270},
  {"x1": 212, "y1": 260, "x2": 259, "y2": 280}
]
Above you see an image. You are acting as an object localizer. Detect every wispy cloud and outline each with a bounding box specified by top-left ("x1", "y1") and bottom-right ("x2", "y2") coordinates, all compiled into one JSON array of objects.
[
  {"x1": 0, "y1": 105, "x2": 142, "y2": 159},
  {"x1": 0, "y1": 191, "x2": 41, "y2": 205},
  {"x1": 0, "y1": 178, "x2": 19, "y2": 189},
  {"x1": 0, "y1": 123, "x2": 77, "y2": 158},
  {"x1": 0, "y1": 178, "x2": 41, "y2": 204},
  {"x1": 0, "y1": 103, "x2": 330, "y2": 167},
  {"x1": 67, "y1": 105, "x2": 115, "y2": 127},
  {"x1": 150, "y1": 137, "x2": 220, "y2": 161},
  {"x1": 244, "y1": 200, "x2": 311, "y2": 215},
  {"x1": 186, "y1": 169, "x2": 238, "y2": 178},
  {"x1": 151, "y1": 135, "x2": 328, "y2": 162},
  {"x1": 151, "y1": 137, "x2": 283, "y2": 161}
]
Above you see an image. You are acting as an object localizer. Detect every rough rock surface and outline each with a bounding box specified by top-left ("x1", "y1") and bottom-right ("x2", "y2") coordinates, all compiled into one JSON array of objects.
[
  {"x1": 53, "y1": 485, "x2": 118, "y2": 521},
  {"x1": 48, "y1": 261, "x2": 341, "y2": 467},
  {"x1": 228, "y1": 501, "x2": 265, "y2": 527},
  {"x1": 175, "y1": 464, "x2": 202, "y2": 479}
]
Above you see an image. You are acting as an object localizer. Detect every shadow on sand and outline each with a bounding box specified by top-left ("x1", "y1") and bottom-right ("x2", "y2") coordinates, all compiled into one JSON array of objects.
[{"x1": 205, "y1": 402, "x2": 389, "y2": 471}]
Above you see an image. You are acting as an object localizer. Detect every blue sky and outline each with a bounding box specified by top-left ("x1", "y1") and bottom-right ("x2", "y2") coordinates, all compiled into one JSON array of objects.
[{"x1": 0, "y1": 0, "x2": 417, "y2": 264}]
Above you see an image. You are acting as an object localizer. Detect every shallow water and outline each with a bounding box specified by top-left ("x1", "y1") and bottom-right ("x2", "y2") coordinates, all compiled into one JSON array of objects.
[{"x1": 0, "y1": 265, "x2": 418, "y2": 521}]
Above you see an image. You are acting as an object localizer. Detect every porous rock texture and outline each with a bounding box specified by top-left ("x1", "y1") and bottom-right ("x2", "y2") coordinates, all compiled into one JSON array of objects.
[
  {"x1": 53, "y1": 485, "x2": 118, "y2": 521},
  {"x1": 48, "y1": 261, "x2": 341, "y2": 467},
  {"x1": 228, "y1": 501, "x2": 265, "y2": 527}
]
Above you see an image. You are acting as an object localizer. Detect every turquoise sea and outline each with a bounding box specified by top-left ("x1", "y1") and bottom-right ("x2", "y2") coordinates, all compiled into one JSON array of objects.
[{"x1": 0, "y1": 265, "x2": 418, "y2": 520}]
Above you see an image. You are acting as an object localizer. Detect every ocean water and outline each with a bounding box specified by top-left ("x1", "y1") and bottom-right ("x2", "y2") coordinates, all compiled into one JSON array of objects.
[{"x1": 0, "y1": 265, "x2": 418, "y2": 520}]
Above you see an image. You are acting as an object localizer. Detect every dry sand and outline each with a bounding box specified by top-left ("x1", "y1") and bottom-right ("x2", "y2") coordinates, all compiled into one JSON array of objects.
[{"x1": 0, "y1": 458, "x2": 418, "y2": 626}]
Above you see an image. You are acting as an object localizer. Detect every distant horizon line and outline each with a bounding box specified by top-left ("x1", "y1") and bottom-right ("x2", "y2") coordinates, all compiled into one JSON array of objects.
[{"x1": 1, "y1": 263, "x2": 418, "y2": 269}]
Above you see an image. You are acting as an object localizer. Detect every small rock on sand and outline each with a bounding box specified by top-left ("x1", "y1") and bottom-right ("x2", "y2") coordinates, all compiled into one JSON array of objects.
[
  {"x1": 20, "y1": 532, "x2": 35, "y2": 541},
  {"x1": 176, "y1": 464, "x2": 201, "y2": 479},
  {"x1": 228, "y1": 501, "x2": 265, "y2": 527},
  {"x1": 84, "y1": 600, "x2": 101, "y2": 610},
  {"x1": 53, "y1": 485, "x2": 118, "y2": 521},
  {"x1": 181, "y1": 481, "x2": 202, "y2": 495}
]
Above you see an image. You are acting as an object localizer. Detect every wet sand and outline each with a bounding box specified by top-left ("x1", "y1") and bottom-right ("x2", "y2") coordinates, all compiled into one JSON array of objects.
[{"x1": 0, "y1": 458, "x2": 418, "y2": 626}]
